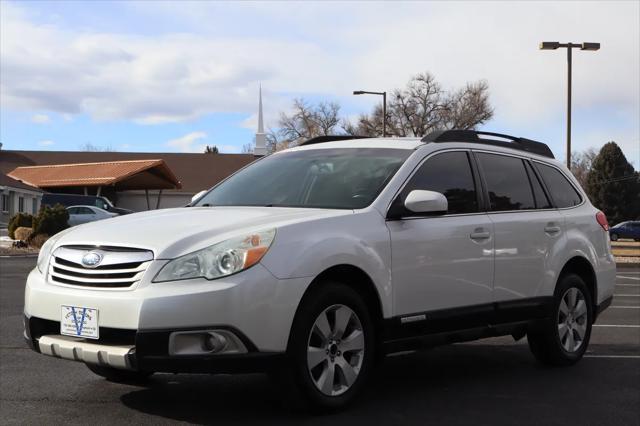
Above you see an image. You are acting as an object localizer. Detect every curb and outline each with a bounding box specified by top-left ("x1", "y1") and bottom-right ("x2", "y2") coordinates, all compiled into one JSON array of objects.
[{"x1": 0, "y1": 254, "x2": 38, "y2": 259}]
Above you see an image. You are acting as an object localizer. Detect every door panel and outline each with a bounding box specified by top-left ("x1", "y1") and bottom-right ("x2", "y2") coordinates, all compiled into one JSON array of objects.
[
  {"x1": 388, "y1": 215, "x2": 494, "y2": 315},
  {"x1": 489, "y1": 210, "x2": 564, "y2": 300},
  {"x1": 387, "y1": 150, "x2": 494, "y2": 316},
  {"x1": 475, "y1": 152, "x2": 563, "y2": 301}
]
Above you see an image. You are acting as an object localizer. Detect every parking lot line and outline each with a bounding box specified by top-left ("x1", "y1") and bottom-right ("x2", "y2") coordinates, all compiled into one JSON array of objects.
[
  {"x1": 613, "y1": 294, "x2": 640, "y2": 297},
  {"x1": 616, "y1": 276, "x2": 640, "y2": 281},
  {"x1": 610, "y1": 306, "x2": 640, "y2": 309},
  {"x1": 616, "y1": 283, "x2": 640, "y2": 287},
  {"x1": 584, "y1": 355, "x2": 640, "y2": 359},
  {"x1": 593, "y1": 324, "x2": 640, "y2": 328}
]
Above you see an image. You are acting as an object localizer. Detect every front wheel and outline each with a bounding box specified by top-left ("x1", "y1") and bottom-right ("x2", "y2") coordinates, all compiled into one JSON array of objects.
[
  {"x1": 528, "y1": 274, "x2": 593, "y2": 366},
  {"x1": 610, "y1": 233, "x2": 618, "y2": 241},
  {"x1": 280, "y1": 282, "x2": 375, "y2": 412}
]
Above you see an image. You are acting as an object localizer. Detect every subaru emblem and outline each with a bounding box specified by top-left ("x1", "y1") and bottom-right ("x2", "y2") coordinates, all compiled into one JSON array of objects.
[{"x1": 81, "y1": 251, "x2": 103, "y2": 268}]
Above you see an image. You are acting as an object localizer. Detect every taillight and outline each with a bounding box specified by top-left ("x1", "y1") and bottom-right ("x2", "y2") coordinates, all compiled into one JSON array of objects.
[{"x1": 596, "y1": 211, "x2": 609, "y2": 231}]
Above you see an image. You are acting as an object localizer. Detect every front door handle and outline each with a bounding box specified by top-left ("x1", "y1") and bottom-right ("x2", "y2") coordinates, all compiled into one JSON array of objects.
[{"x1": 470, "y1": 228, "x2": 491, "y2": 240}]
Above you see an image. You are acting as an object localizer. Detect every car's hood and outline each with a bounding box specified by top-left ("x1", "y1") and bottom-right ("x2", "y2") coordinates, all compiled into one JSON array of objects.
[{"x1": 54, "y1": 206, "x2": 350, "y2": 259}]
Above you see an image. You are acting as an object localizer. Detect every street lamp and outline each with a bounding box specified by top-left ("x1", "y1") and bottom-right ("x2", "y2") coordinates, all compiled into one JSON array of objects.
[
  {"x1": 539, "y1": 41, "x2": 600, "y2": 169},
  {"x1": 353, "y1": 90, "x2": 387, "y2": 137}
]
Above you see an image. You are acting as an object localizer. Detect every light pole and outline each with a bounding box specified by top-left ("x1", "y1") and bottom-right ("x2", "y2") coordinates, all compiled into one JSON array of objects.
[
  {"x1": 353, "y1": 90, "x2": 387, "y2": 137},
  {"x1": 539, "y1": 41, "x2": 600, "y2": 169}
]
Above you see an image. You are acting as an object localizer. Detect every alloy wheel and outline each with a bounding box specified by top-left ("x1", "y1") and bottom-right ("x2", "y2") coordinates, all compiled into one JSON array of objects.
[
  {"x1": 306, "y1": 304, "x2": 365, "y2": 396},
  {"x1": 557, "y1": 287, "x2": 588, "y2": 352}
]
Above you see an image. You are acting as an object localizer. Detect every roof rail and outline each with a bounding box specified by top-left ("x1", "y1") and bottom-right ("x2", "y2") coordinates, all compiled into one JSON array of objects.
[
  {"x1": 299, "y1": 135, "x2": 372, "y2": 146},
  {"x1": 421, "y1": 130, "x2": 555, "y2": 159}
]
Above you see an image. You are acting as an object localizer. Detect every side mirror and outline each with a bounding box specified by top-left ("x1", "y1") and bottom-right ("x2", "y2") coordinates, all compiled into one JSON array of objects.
[
  {"x1": 404, "y1": 190, "x2": 448, "y2": 215},
  {"x1": 191, "y1": 190, "x2": 207, "y2": 204}
]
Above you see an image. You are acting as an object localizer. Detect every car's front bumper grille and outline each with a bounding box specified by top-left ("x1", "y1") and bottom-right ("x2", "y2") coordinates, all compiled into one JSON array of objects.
[{"x1": 48, "y1": 246, "x2": 153, "y2": 288}]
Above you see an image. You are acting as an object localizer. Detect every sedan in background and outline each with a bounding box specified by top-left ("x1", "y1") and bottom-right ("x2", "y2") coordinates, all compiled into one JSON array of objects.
[
  {"x1": 66, "y1": 205, "x2": 118, "y2": 227},
  {"x1": 609, "y1": 221, "x2": 640, "y2": 241}
]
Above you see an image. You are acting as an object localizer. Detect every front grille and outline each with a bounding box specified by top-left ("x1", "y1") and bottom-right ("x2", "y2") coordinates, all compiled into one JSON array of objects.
[{"x1": 49, "y1": 246, "x2": 153, "y2": 289}]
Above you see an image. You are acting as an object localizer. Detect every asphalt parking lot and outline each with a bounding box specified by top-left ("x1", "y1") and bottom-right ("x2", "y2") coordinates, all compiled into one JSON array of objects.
[{"x1": 1, "y1": 257, "x2": 638, "y2": 425}]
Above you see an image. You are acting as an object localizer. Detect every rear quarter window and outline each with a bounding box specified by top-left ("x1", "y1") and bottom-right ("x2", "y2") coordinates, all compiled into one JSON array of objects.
[{"x1": 534, "y1": 163, "x2": 582, "y2": 208}]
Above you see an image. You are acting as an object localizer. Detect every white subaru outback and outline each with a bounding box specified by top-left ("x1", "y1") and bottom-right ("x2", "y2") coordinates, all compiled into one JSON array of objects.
[{"x1": 24, "y1": 130, "x2": 616, "y2": 411}]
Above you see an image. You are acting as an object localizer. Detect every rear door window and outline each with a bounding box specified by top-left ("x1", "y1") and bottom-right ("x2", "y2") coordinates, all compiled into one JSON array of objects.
[
  {"x1": 524, "y1": 161, "x2": 552, "y2": 209},
  {"x1": 535, "y1": 163, "x2": 582, "y2": 208},
  {"x1": 476, "y1": 153, "x2": 535, "y2": 211}
]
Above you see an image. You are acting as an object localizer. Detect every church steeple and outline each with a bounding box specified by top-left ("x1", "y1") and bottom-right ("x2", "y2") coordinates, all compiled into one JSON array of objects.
[{"x1": 254, "y1": 84, "x2": 267, "y2": 156}]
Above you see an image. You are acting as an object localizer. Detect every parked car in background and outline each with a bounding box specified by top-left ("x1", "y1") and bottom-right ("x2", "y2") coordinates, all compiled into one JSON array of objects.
[
  {"x1": 66, "y1": 205, "x2": 118, "y2": 227},
  {"x1": 42, "y1": 193, "x2": 133, "y2": 215},
  {"x1": 609, "y1": 221, "x2": 640, "y2": 241},
  {"x1": 25, "y1": 130, "x2": 615, "y2": 411}
]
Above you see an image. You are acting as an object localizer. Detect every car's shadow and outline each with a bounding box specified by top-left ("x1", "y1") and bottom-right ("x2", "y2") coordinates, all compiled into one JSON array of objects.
[{"x1": 119, "y1": 342, "x2": 634, "y2": 425}]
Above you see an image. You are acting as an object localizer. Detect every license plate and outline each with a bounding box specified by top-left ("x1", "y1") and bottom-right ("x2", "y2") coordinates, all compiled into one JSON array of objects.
[{"x1": 61, "y1": 306, "x2": 99, "y2": 339}]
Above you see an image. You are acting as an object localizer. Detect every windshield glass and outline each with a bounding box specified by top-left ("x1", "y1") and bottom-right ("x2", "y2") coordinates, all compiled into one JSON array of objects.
[{"x1": 195, "y1": 148, "x2": 411, "y2": 209}]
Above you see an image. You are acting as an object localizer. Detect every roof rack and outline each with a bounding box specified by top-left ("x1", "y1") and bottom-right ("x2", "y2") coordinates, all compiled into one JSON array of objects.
[
  {"x1": 421, "y1": 130, "x2": 555, "y2": 159},
  {"x1": 299, "y1": 135, "x2": 372, "y2": 146}
]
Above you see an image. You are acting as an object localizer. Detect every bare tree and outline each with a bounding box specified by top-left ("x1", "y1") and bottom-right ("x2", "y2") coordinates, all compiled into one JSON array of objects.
[
  {"x1": 571, "y1": 148, "x2": 598, "y2": 188},
  {"x1": 241, "y1": 143, "x2": 254, "y2": 154},
  {"x1": 348, "y1": 72, "x2": 493, "y2": 137},
  {"x1": 278, "y1": 99, "x2": 343, "y2": 146}
]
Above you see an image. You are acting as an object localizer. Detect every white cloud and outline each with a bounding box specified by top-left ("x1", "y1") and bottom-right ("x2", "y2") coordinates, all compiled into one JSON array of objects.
[
  {"x1": 166, "y1": 131, "x2": 208, "y2": 153},
  {"x1": 1, "y1": 1, "x2": 638, "y2": 162},
  {"x1": 31, "y1": 114, "x2": 51, "y2": 124},
  {"x1": 38, "y1": 140, "x2": 54, "y2": 146}
]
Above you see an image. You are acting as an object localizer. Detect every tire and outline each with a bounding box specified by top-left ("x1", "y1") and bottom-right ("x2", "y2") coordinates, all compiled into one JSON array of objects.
[
  {"x1": 86, "y1": 363, "x2": 153, "y2": 383},
  {"x1": 610, "y1": 233, "x2": 618, "y2": 241},
  {"x1": 527, "y1": 273, "x2": 593, "y2": 366},
  {"x1": 278, "y1": 281, "x2": 375, "y2": 412}
]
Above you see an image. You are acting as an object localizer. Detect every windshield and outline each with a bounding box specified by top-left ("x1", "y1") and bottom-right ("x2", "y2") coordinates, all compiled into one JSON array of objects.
[{"x1": 195, "y1": 148, "x2": 411, "y2": 209}]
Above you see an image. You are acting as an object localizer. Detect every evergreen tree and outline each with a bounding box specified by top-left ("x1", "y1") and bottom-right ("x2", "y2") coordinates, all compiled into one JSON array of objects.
[
  {"x1": 203, "y1": 145, "x2": 219, "y2": 154},
  {"x1": 585, "y1": 142, "x2": 640, "y2": 225}
]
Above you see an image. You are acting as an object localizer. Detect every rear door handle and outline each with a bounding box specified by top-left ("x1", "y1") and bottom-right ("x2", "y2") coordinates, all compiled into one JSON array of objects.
[{"x1": 544, "y1": 223, "x2": 561, "y2": 236}]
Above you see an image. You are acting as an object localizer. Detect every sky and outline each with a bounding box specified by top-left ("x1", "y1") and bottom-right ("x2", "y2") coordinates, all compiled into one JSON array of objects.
[{"x1": 0, "y1": 1, "x2": 638, "y2": 168}]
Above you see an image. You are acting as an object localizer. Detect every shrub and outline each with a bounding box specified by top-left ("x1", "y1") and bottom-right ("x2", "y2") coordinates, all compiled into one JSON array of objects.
[
  {"x1": 28, "y1": 233, "x2": 50, "y2": 249},
  {"x1": 14, "y1": 227, "x2": 33, "y2": 242},
  {"x1": 31, "y1": 204, "x2": 69, "y2": 238},
  {"x1": 8, "y1": 213, "x2": 33, "y2": 239}
]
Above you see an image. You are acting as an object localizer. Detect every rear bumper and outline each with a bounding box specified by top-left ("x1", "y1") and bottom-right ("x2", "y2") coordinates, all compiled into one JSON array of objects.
[{"x1": 25, "y1": 316, "x2": 285, "y2": 374}]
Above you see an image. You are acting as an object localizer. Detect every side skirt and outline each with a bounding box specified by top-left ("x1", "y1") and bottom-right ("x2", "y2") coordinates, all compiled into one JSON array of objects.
[{"x1": 381, "y1": 297, "x2": 553, "y2": 355}]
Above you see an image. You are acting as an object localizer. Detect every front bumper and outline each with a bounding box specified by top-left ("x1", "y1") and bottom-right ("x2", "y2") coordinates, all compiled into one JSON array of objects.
[
  {"x1": 25, "y1": 316, "x2": 285, "y2": 373},
  {"x1": 24, "y1": 263, "x2": 312, "y2": 352}
]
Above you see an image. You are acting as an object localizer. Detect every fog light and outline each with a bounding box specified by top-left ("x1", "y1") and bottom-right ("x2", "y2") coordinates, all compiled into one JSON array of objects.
[
  {"x1": 204, "y1": 332, "x2": 228, "y2": 353},
  {"x1": 169, "y1": 329, "x2": 248, "y2": 356}
]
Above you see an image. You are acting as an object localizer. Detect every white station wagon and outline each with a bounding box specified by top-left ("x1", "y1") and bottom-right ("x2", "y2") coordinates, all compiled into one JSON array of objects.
[{"x1": 24, "y1": 130, "x2": 616, "y2": 411}]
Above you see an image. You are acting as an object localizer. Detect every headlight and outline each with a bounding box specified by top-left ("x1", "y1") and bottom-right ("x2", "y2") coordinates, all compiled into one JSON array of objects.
[
  {"x1": 153, "y1": 229, "x2": 276, "y2": 282},
  {"x1": 36, "y1": 235, "x2": 57, "y2": 273}
]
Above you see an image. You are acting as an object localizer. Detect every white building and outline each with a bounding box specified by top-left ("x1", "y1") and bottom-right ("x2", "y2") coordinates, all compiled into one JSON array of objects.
[{"x1": 0, "y1": 173, "x2": 43, "y2": 226}]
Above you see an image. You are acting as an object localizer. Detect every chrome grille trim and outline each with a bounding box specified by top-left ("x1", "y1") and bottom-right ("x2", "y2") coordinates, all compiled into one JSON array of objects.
[{"x1": 49, "y1": 246, "x2": 154, "y2": 289}]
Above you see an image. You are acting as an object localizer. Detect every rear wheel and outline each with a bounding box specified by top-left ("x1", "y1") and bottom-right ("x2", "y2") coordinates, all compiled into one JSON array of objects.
[
  {"x1": 528, "y1": 274, "x2": 593, "y2": 366},
  {"x1": 86, "y1": 363, "x2": 153, "y2": 383},
  {"x1": 279, "y1": 282, "x2": 375, "y2": 412}
]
